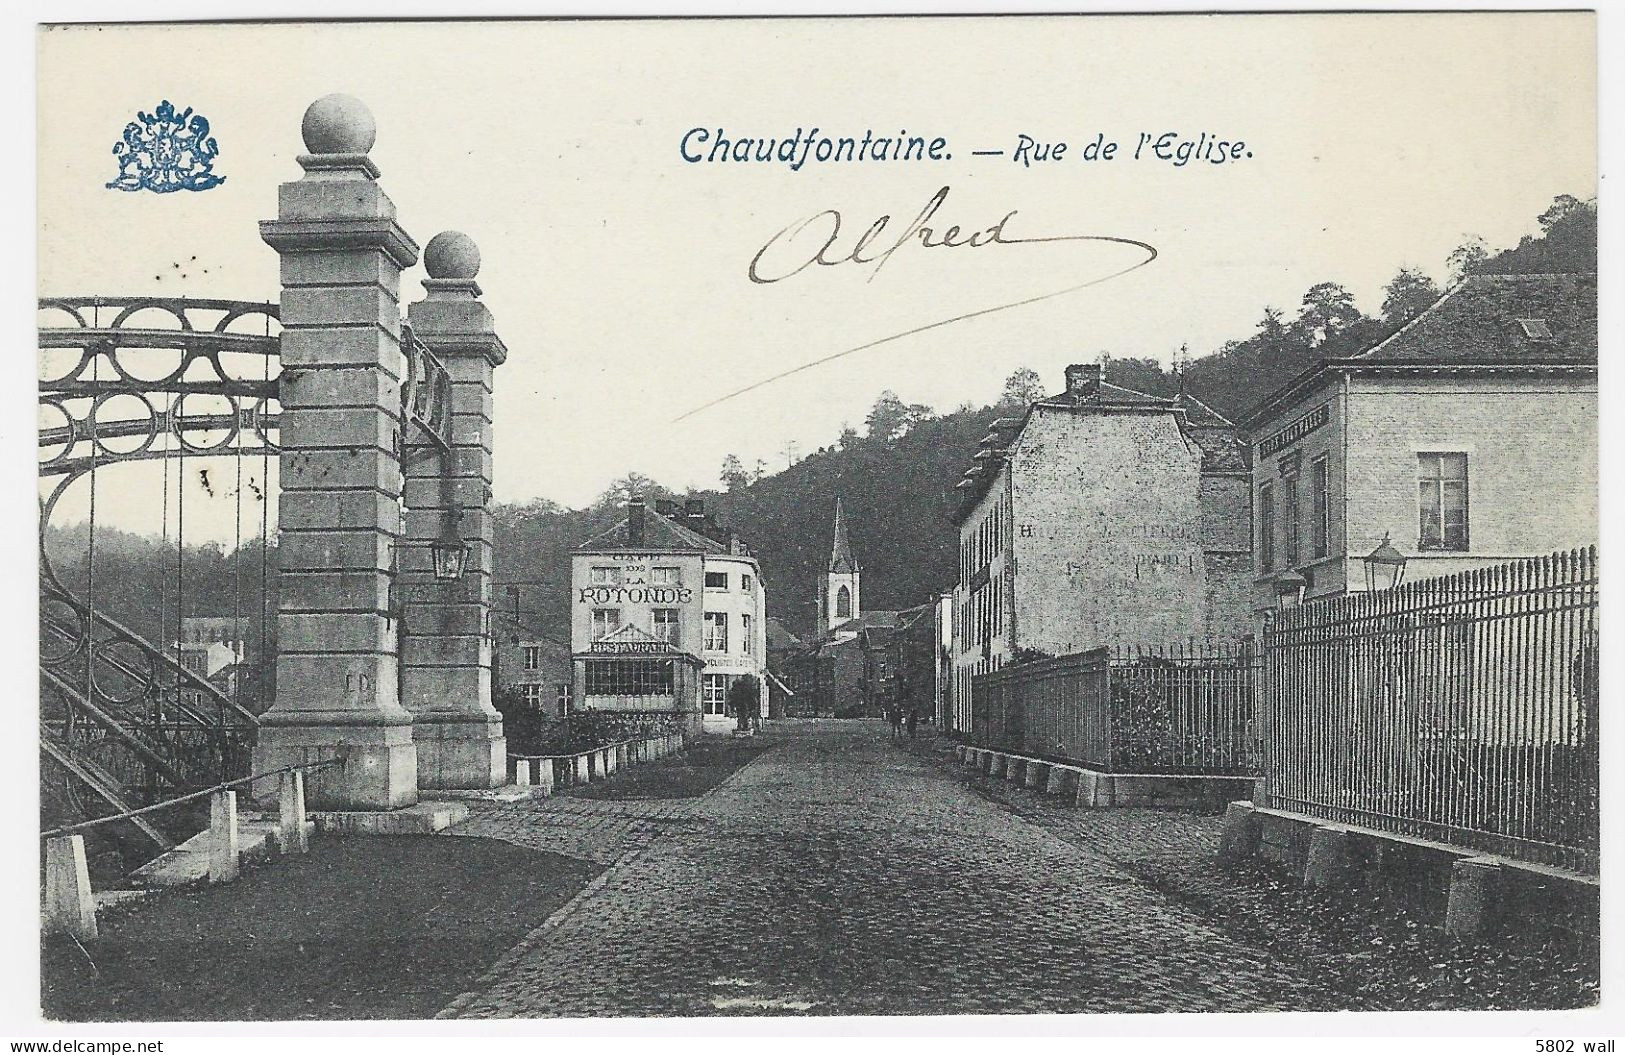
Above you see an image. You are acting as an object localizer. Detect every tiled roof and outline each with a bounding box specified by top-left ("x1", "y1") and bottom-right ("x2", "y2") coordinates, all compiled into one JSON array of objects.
[
  {"x1": 1357, "y1": 273, "x2": 1597, "y2": 365},
  {"x1": 579, "y1": 508, "x2": 727, "y2": 553}
]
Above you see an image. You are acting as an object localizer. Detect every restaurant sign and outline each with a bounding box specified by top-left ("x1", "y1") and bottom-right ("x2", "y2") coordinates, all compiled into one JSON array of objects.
[{"x1": 590, "y1": 640, "x2": 672, "y2": 654}]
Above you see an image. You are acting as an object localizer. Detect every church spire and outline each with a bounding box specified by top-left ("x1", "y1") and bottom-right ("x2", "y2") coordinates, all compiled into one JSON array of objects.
[{"x1": 829, "y1": 496, "x2": 859, "y2": 574}]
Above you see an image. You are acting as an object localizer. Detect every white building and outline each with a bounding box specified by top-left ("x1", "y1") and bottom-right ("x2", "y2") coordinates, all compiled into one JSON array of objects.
[{"x1": 570, "y1": 498, "x2": 767, "y2": 735}]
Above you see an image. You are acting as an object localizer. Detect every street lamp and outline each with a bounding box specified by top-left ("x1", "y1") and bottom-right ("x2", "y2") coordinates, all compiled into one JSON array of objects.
[
  {"x1": 429, "y1": 501, "x2": 471, "y2": 581},
  {"x1": 398, "y1": 500, "x2": 471, "y2": 582},
  {"x1": 1273, "y1": 569, "x2": 1307, "y2": 612},
  {"x1": 1362, "y1": 532, "x2": 1408, "y2": 593}
]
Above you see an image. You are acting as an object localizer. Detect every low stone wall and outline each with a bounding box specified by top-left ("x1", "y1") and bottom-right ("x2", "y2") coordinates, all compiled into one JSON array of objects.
[
  {"x1": 1218, "y1": 801, "x2": 1600, "y2": 942},
  {"x1": 953, "y1": 744, "x2": 1252, "y2": 809}
]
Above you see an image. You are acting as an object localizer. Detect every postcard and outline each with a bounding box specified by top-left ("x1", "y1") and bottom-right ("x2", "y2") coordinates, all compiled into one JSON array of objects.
[{"x1": 30, "y1": 9, "x2": 1602, "y2": 1035}]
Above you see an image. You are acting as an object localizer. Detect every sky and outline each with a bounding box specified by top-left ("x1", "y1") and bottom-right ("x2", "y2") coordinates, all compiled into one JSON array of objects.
[{"x1": 35, "y1": 14, "x2": 1596, "y2": 542}]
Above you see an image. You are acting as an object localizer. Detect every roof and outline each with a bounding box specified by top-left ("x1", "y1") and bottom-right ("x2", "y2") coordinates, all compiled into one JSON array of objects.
[
  {"x1": 574, "y1": 621, "x2": 701, "y2": 664},
  {"x1": 808, "y1": 610, "x2": 904, "y2": 655},
  {"x1": 1244, "y1": 272, "x2": 1599, "y2": 428},
  {"x1": 1033, "y1": 380, "x2": 1174, "y2": 410},
  {"x1": 1357, "y1": 273, "x2": 1597, "y2": 365},
  {"x1": 829, "y1": 497, "x2": 858, "y2": 573},
  {"x1": 954, "y1": 375, "x2": 1241, "y2": 521},
  {"x1": 579, "y1": 507, "x2": 726, "y2": 554}
]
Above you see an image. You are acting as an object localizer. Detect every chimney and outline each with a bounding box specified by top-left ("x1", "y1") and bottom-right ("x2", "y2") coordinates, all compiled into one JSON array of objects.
[
  {"x1": 1064, "y1": 363, "x2": 1102, "y2": 400},
  {"x1": 627, "y1": 497, "x2": 645, "y2": 546}
]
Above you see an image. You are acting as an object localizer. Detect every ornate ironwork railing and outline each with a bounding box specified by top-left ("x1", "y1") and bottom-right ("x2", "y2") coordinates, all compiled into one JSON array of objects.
[
  {"x1": 39, "y1": 297, "x2": 277, "y2": 845},
  {"x1": 39, "y1": 297, "x2": 281, "y2": 480},
  {"x1": 400, "y1": 321, "x2": 453, "y2": 463}
]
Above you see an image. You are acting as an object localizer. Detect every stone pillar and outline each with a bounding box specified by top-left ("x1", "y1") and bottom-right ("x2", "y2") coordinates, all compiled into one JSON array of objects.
[
  {"x1": 255, "y1": 94, "x2": 421, "y2": 811},
  {"x1": 1444, "y1": 857, "x2": 1504, "y2": 939},
  {"x1": 43, "y1": 836, "x2": 97, "y2": 941},
  {"x1": 400, "y1": 232, "x2": 508, "y2": 790}
]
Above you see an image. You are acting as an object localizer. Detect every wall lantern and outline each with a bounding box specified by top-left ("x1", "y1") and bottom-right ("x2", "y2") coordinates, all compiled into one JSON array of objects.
[
  {"x1": 429, "y1": 501, "x2": 471, "y2": 581},
  {"x1": 1362, "y1": 532, "x2": 1408, "y2": 593},
  {"x1": 1273, "y1": 569, "x2": 1307, "y2": 612},
  {"x1": 398, "y1": 501, "x2": 471, "y2": 581}
]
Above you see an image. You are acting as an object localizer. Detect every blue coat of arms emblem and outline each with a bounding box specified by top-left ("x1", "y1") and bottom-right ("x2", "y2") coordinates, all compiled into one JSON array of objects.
[{"x1": 106, "y1": 100, "x2": 226, "y2": 193}]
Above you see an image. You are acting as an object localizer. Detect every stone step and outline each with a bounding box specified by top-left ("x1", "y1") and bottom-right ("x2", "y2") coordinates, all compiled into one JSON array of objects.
[{"x1": 126, "y1": 812, "x2": 310, "y2": 889}]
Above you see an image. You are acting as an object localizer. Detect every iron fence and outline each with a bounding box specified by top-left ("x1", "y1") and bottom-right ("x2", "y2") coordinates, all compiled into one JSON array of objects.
[
  {"x1": 1107, "y1": 644, "x2": 1257, "y2": 775},
  {"x1": 1260, "y1": 547, "x2": 1599, "y2": 874},
  {"x1": 971, "y1": 643, "x2": 1256, "y2": 774}
]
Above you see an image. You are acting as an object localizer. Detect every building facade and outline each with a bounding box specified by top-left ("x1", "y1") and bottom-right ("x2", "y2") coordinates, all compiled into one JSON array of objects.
[
  {"x1": 949, "y1": 363, "x2": 1253, "y2": 729},
  {"x1": 569, "y1": 498, "x2": 767, "y2": 734},
  {"x1": 1244, "y1": 272, "x2": 1598, "y2": 613}
]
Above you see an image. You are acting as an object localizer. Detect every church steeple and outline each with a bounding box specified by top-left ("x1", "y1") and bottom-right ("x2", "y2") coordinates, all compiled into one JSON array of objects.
[
  {"x1": 829, "y1": 496, "x2": 859, "y2": 574},
  {"x1": 817, "y1": 497, "x2": 861, "y2": 637}
]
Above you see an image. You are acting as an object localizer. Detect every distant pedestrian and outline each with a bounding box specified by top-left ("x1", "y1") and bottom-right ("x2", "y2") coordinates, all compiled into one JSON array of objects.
[
  {"x1": 905, "y1": 705, "x2": 919, "y2": 740},
  {"x1": 888, "y1": 705, "x2": 902, "y2": 740}
]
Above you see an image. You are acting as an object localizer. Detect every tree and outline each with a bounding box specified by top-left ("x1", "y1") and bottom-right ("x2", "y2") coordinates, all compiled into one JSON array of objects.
[
  {"x1": 838, "y1": 423, "x2": 859, "y2": 449},
  {"x1": 1104, "y1": 356, "x2": 1175, "y2": 397},
  {"x1": 1380, "y1": 268, "x2": 1440, "y2": 327},
  {"x1": 1294, "y1": 282, "x2": 1362, "y2": 347},
  {"x1": 751, "y1": 458, "x2": 767, "y2": 483},
  {"x1": 903, "y1": 401, "x2": 934, "y2": 430},
  {"x1": 865, "y1": 390, "x2": 910, "y2": 441},
  {"x1": 594, "y1": 471, "x2": 663, "y2": 511},
  {"x1": 720, "y1": 454, "x2": 749, "y2": 492},
  {"x1": 999, "y1": 367, "x2": 1046, "y2": 407},
  {"x1": 1447, "y1": 236, "x2": 1488, "y2": 282},
  {"x1": 1538, "y1": 194, "x2": 1588, "y2": 232}
]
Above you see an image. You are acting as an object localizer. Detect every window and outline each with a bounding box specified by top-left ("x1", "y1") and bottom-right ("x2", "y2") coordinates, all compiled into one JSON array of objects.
[
  {"x1": 523, "y1": 645, "x2": 542, "y2": 671},
  {"x1": 741, "y1": 574, "x2": 753, "y2": 593},
  {"x1": 703, "y1": 673, "x2": 729, "y2": 715},
  {"x1": 584, "y1": 659, "x2": 674, "y2": 696},
  {"x1": 1310, "y1": 456, "x2": 1330, "y2": 560},
  {"x1": 589, "y1": 566, "x2": 621, "y2": 586},
  {"x1": 591, "y1": 608, "x2": 620, "y2": 641},
  {"x1": 1419, "y1": 452, "x2": 1469, "y2": 551},
  {"x1": 652, "y1": 567, "x2": 680, "y2": 586},
  {"x1": 1282, "y1": 474, "x2": 1300, "y2": 567},
  {"x1": 556, "y1": 682, "x2": 571, "y2": 714},
  {"x1": 704, "y1": 611, "x2": 728, "y2": 651},
  {"x1": 742, "y1": 615, "x2": 753, "y2": 654},
  {"x1": 1259, "y1": 482, "x2": 1276, "y2": 572},
  {"x1": 705, "y1": 571, "x2": 728, "y2": 590},
  {"x1": 652, "y1": 608, "x2": 680, "y2": 645},
  {"x1": 836, "y1": 584, "x2": 852, "y2": 619},
  {"x1": 520, "y1": 683, "x2": 545, "y2": 708}
]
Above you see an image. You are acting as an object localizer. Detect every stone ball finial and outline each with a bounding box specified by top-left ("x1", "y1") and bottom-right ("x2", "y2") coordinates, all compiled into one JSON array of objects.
[
  {"x1": 301, "y1": 94, "x2": 377, "y2": 155},
  {"x1": 424, "y1": 231, "x2": 481, "y2": 281}
]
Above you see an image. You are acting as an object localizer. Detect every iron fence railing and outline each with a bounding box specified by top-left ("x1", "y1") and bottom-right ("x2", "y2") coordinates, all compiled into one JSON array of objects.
[
  {"x1": 970, "y1": 644, "x2": 1256, "y2": 774},
  {"x1": 1106, "y1": 644, "x2": 1257, "y2": 775},
  {"x1": 1260, "y1": 546, "x2": 1599, "y2": 874}
]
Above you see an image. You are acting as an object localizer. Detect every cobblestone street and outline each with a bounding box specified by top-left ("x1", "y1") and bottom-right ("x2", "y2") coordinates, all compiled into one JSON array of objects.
[{"x1": 441, "y1": 721, "x2": 1323, "y2": 1018}]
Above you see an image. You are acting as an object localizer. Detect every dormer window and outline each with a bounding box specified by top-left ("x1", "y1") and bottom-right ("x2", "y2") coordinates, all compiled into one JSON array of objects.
[{"x1": 1516, "y1": 318, "x2": 1553, "y2": 340}]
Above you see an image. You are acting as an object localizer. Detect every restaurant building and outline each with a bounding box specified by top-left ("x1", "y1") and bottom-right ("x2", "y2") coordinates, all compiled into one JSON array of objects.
[
  {"x1": 1242, "y1": 272, "x2": 1598, "y2": 613},
  {"x1": 570, "y1": 498, "x2": 767, "y2": 735}
]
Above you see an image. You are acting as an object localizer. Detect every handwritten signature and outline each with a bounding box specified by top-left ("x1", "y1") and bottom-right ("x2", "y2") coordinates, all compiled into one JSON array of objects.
[{"x1": 673, "y1": 186, "x2": 1157, "y2": 421}]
